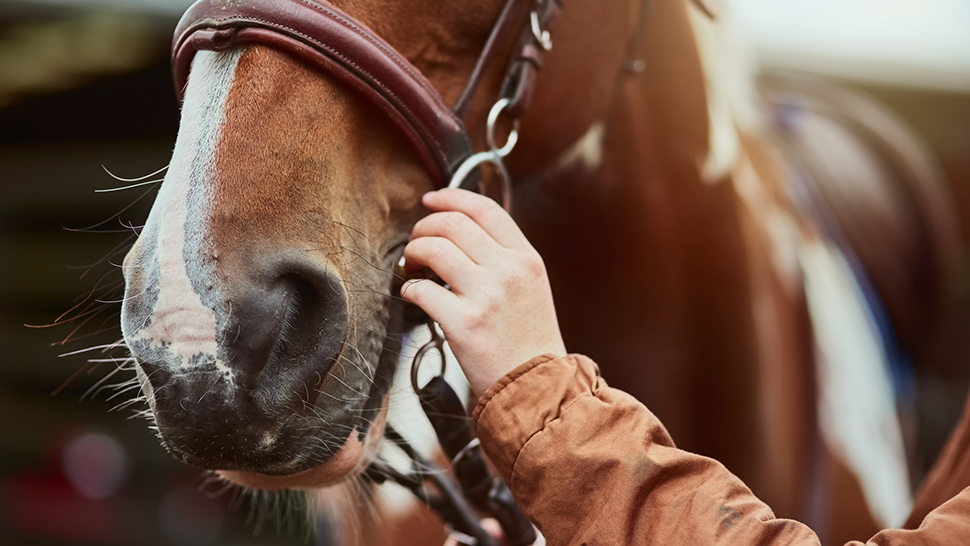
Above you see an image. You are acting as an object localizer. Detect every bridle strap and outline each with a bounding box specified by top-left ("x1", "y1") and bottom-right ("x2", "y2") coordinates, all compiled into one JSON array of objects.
[
  {"x1": 498, "y1": 0, "x2": 561, "y2": 119},
  {"x1": 450, "y1": 0, "x2": 537, "y2": 119},
  {"x1": 173, "y1": 0, "x2": 476, "y2": 187}
]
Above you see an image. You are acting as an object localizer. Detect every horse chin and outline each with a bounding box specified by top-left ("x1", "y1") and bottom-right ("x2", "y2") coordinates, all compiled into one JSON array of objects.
[{"x1": 218, "y1": 400, "x2": 389, "y2": 491}]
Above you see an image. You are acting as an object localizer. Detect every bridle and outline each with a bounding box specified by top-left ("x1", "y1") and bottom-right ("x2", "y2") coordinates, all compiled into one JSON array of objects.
[
  {"x1": 173, "y1": 0, "x2": 563, "y2": 209},
  {"x1": 171, "y1": 0, "x2": 649, "y2": 544}
]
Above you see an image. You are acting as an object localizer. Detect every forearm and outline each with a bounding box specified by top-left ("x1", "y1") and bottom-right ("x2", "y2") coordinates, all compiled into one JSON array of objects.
[
  {"x1": 473, "y1": 354, "x2": 821, "y2": 546},
  {"x1": 402, "y1": 190, "x2": 970, "y2": 546}
]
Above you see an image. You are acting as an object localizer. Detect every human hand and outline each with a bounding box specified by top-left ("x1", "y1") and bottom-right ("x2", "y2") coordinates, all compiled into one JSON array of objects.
[{"x1": 401, "y1": 189, "x2": 566, "y2": 398}]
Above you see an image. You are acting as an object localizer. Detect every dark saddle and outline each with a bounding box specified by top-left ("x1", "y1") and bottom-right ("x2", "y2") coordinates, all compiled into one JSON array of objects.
[{"x1": 764, "y1": 76, "x2": 961, "y2": 368}]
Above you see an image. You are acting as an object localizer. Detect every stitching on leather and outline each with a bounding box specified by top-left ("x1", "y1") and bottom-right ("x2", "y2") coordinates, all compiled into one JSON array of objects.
[
  {"x1": 297, "y1": 0, "x2": 444, "y2": 102},
  {"x1": 187, "y1": 16, "x2": 450, "y2": 169}
]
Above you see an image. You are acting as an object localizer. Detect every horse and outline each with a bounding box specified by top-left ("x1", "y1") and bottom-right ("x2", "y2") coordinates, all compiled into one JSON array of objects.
[{"x1": 117, "y1": 0, "x2": 961, "y2": 544}]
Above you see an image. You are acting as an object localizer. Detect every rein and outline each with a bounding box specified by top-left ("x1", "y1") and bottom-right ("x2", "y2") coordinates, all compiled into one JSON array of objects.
[{"x1": 363, "y1": 319, "x2": 536, "y2": 546}]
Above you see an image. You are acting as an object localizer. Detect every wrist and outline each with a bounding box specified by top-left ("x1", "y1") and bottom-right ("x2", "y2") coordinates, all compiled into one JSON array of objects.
[{"x1": 468, "y1": 349, "x2": 566, "y2": 398}]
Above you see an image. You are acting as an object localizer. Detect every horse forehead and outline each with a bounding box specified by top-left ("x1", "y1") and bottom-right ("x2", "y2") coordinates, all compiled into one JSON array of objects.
[
  {"x1": 209, "y1": 45, "x2": 428, "y2": 238},
  {"x1": 202, "y1": 48, "x2": 349, "y2": 233}
]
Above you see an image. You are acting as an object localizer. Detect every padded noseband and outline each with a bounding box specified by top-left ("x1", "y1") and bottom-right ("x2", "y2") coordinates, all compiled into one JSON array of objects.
[{"x1": 172, "y1": 0, "x2": 554, "y2": 188}]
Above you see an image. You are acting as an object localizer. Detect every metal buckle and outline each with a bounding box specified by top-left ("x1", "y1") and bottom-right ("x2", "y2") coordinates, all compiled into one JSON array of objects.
[{"x1": 530, "y1": 10, "x2": 553, "y2": 51}]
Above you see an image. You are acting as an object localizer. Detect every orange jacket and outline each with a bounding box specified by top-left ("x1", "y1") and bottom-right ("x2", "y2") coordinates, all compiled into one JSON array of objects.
[{"x1": 472, "y1": 354, "x2": 970, "y2": 545}]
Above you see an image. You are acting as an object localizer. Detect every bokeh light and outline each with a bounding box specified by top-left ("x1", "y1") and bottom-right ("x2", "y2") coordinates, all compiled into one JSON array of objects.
[{"x1": 62, "y1": 431, "x2": 128, "y2": 500}]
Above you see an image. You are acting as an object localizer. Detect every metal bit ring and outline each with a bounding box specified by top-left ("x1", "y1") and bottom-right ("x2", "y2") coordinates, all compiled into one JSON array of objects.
[{"x1": 411, "y1": 321, "x2": 447, "y2": 393}]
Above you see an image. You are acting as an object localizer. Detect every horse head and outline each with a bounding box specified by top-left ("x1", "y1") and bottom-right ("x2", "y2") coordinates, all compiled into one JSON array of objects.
[{"x1": 120, "y1": 0, "x2": 641, "y2": 490}]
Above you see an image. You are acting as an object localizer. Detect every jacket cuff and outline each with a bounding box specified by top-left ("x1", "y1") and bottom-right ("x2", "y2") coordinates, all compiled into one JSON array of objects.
[{"x1": 472, "y1": 354, "x2": 601, "y2": 484}]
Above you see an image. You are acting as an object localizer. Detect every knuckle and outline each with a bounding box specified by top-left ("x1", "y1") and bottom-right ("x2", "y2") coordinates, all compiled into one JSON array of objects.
[
  {"x1": 406, "y1": 237, "x2": 452, "y2": 267},
  {"x1": 411, "y1": 216, "x2": 432, "y2": 236},
  {"x1": 419, "y1": 243, "x2": 450, "y2": 271},
  {"x1": 441, "y1": 211, "x2": 471, "y2": 234},
  {"x1": 458, "y1": 306, "x2": 486, "y2": 332},
  {"x1": 471, "y1": 195, "x2": 499, "y2": 218},
  {"x1": 501, "y1": 266, "x2": 525, "y2": 290},
  {"x1": 498, "y1": 250, "x2": 545, "y2": 288},
  {"x1": 522, "y1": 250, "x2": 547, "y2": 277},
  {"x1": 402, "y1": 241, "x2": 420, "y2": 262},
  {"x1": 429, "y1": 238, "x2": 452, "y2": 260},
  {"x1": 483, "y1": 291, "x2": 503, "y2": 316}
]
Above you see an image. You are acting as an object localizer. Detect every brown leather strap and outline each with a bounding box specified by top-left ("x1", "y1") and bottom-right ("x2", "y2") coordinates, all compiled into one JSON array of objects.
[
  {"x1": 499, "y1": 0, "x2": 561, "y2": 118},
  {"x1": 172, "y1": 0, "x2": 476, "y2": 187},
  {"x1": 450, "y1": 0, "x2": 536, "y2": 119}
]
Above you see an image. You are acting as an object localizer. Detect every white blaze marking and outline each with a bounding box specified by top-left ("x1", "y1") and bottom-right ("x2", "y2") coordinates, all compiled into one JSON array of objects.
[{"x1": 131, "y1": 49, "x2": 243, "y2": 375}]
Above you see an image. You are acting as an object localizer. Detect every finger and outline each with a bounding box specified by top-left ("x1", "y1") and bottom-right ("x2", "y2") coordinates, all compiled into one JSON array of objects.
[
  {"x1": 479, "y1": 519, "x2": 509, "y2": 544},
  {"x1": 404, "y1": 236, "x2": 480, "y2": 292},
  {"x1": 410, "y1": 211, "x2": 502, "y2": 265},
  {"x1": 399, "y1": 278, "x2": 463, "y2": 327},
  {"x1": 422, "y1": 189, "x2": 531, "y2": 250}
]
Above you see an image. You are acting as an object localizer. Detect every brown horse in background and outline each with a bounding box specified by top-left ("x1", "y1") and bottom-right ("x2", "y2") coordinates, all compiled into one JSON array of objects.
[{"x1": 117, "y1": 0, "x2": 961, "y2": 544}]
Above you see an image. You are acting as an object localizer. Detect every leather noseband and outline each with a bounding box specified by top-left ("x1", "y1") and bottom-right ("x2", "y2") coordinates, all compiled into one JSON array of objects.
[{"x1": 172, "y1": 0, "x2": 560, "y2": 188}]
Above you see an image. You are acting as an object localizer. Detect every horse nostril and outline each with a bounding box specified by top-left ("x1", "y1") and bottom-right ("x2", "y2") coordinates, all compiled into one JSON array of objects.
[
  {"x1": 223, "y1": 257, "x2": 349, "y2": 391},
  {"x1": 273, "y1": 273, "x2": 339, "y2": 362},
  {"x1": 123, "y1": 253, "x2": 354, "y2": 473}
]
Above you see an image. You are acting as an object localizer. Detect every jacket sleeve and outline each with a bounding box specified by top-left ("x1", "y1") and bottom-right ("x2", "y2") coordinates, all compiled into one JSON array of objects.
[{"x1": 472, "y1": 354, "x2": 970, "y2": 546}]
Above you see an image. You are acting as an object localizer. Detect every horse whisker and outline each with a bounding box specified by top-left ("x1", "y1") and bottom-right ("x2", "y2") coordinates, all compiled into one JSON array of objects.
[{"x1": 101, "y1": 163, "x2": 169, "y2": 183}]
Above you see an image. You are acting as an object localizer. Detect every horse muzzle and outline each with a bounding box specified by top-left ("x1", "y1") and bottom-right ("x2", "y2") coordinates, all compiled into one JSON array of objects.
[{"x1": 121, "y1": 246, "x2": 384, "y2": 477}]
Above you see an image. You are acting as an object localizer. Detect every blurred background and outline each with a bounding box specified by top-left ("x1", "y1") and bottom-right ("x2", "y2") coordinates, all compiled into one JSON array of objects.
[
  {"x1": 0, "y1": 1, "x2": 314, "y2": 545},
  {"x1": 0, "y1": 0, "x2": 967, "y2": 545}
]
